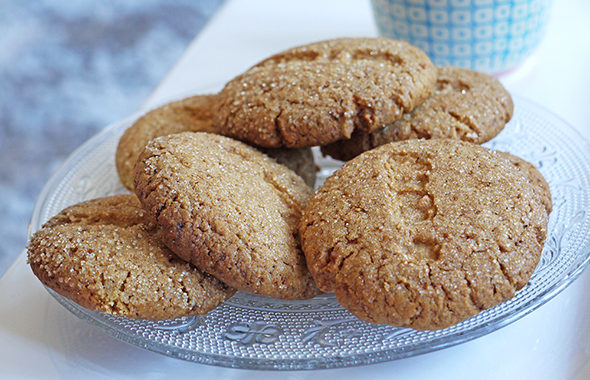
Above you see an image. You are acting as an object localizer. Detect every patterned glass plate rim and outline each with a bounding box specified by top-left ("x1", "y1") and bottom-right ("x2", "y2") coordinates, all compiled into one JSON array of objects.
[{"x1": 29, "y1": 94, "x2": 590, "y2": 370}]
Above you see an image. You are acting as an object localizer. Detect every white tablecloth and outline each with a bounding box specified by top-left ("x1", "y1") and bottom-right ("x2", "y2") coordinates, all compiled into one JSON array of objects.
[{"x1": 2, "y1": 0, "x2": 590, "y2": 378}]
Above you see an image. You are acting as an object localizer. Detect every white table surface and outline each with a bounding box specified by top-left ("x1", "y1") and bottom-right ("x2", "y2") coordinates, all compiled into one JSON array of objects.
[{"x1": 2, "y1": 0, "x2": 590, "y2": 378}]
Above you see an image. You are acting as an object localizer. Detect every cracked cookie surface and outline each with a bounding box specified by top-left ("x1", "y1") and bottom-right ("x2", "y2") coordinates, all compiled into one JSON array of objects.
[
  {"x1": 116, "y1": 94, "x2": 219, "y2": 190},
  {"x1": 300, "y1": 139, "x2": 548, "y2": 330},
  {"x1": 27, "y1": 194, "x2": 235, "y2": 320},
  {"x1": 214, "y1": 37, "x2": 436, "y2": 148},
  {"x1": 134, "y1": 132, "x2": 319, "y2": 299},
  {"x1": 322, "y1": 66, "x2": 513, "y2": 161},
  {"x1": 499, "y1": 151, "x2": 553, "y2": 214},
  {"x1": 115, "y1": 94, "x2": 316, "y2": 190}
]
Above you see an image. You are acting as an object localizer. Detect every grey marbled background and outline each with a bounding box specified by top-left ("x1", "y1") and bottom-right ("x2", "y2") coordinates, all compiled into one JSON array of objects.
[{"x1": 0, "y1": 0, "x2": 225, "y2": 276}]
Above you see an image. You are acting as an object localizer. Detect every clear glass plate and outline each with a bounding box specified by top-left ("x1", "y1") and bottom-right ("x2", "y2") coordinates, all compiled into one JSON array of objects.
[{"x1": 29, "y1": 95, "x2": 590, "y2": 370}]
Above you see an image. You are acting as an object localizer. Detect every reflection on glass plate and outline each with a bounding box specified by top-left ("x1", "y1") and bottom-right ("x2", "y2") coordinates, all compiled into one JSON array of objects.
[{"x1": 29, "y1": 96, "x2": 590, "y2": 370}]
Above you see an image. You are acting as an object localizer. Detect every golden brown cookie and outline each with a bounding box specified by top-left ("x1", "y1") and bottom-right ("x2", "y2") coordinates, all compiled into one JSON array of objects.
[
  {"x1": 115, "y1": 94, "x2": 316, "y2": 190},
  {"x1": 27, "y1": 194, "x2": 235, "y2": 320},
  {"x1": 116, "y1": 94, "x2": 219, "y2": 190},
  {"x1": 134, "y1": 132, "x2": 320, "y2": 300},
  {"x1": 214, "y1": 37, "x2": 437, "y2": 148},
  {"x1": 322, "y1": 66, "x2": 514, "y2": 161},
  {"x1": 499, "y1": 151, "x2": 552, "y2": 214},
  {"x1": 300, "y1": 139, "x2": 548, "y2": 330}
]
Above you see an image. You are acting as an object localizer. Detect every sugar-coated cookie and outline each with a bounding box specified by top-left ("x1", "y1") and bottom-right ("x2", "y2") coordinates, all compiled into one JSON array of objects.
[
  {"x1": 116, "y1": 94, "x2": 219, "y2": 190},
  {"x1": 27, "y1": 194, "x2": 235, "y2": 320},
  {"x1": 134, "y1": 132, "x2": 320, "y2": 299},
  {"x1": 215, "y1": 37, "x2": 437, "y2": 148},
  {"x1": 499, "y1": 151, "x2": 552, "y2": 214},
  {"x1": 300, "y1": 139, "x2": 548, "y2": 330}
]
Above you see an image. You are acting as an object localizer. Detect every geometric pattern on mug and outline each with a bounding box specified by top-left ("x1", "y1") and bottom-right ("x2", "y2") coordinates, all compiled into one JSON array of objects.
[{"x1": 372, "y1": 0, "x2": 551, "y2": 72}]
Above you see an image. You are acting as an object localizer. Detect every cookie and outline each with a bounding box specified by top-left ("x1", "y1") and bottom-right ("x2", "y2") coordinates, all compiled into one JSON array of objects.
[
  {"x1": 499, "y1": 151, "x2": 552, "y2": 214},
  {"x1": 134, "y1": 132, "x2": 320, "y2": 299},
  {"x1": 214, "y1": 37, "x2": 437, "y2": 148},
  {"x1": 300, "y1": 139, "x2": 548, "y2": 330},
  {"x1": 116, "y1": 94, "x2": 219, "y2": 190},
  {"x1": 27, "y1": 194, "x2": 235, "y2": 320},
  {"x1": 322, "y1": 66, "x2": 514, "y2": 161},
  {"x1": 115, "y1": 94, "x2": 316, "y2": 190}
]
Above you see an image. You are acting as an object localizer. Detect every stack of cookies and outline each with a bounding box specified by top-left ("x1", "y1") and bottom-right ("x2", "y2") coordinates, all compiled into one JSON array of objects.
[{"x1": 27, "y1": 37, "x2": 551, "y2": 331}]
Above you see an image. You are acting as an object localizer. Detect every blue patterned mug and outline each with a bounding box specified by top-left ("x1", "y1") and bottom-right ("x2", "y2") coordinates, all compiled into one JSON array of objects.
[{"x1": 371, "y1": 0, "x2": 551, "y2": 73}]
